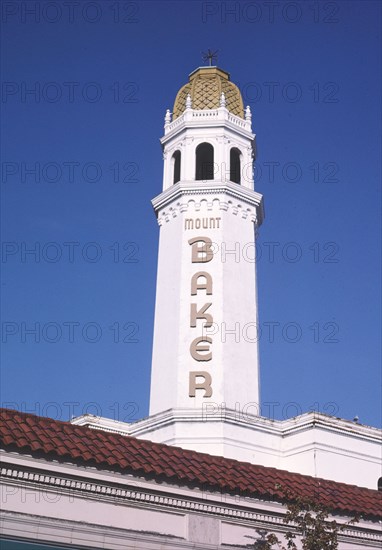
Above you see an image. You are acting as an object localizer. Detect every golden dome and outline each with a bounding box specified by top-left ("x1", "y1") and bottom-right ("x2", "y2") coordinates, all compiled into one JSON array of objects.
[{"x1": 173, "y1": 66, "x2": 244, "y2": 119}]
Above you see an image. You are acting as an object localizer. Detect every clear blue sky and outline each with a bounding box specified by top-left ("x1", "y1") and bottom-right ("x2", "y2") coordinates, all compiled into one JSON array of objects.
[{"x1": 1, "y1": 0, "x2": 381, "y2": 427}]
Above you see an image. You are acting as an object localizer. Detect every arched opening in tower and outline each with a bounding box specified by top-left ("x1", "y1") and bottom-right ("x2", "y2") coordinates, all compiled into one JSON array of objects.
[
  {"x1": 172, "y1": 150, "x2": 181, "y2": 184},
  {"x1": 195, "y1": 143, "x2": 214, "y2": 181},
  {"x1": 230, "y1": 147, "x2": 241, "y2": 184}
]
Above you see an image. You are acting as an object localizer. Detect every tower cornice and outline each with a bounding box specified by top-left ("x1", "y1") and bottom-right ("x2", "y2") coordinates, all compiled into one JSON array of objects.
[{"x1": 151, "y1": 181, "x2": 264, "y2": 226}]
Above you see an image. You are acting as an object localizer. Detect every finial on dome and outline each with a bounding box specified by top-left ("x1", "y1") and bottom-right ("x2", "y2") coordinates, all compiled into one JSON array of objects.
[
  {"x1": 245, "y1": 105, "x2": 252, "y2": 121},
  {"x1": 165, "y1": 109, "x2": 171, "y2": 125},
  {"x1": 186, "y1": 94, "x2": 192, "y2": 109},
  {"x1": 220, "y1": 92, "x2": 226, "y2": 108},
  {"x1": 202, "y1": 49, "x2": 218, "y2": 66}
]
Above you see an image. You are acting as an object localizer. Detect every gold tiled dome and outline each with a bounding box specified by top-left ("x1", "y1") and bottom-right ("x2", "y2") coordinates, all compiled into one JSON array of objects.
[{"x1": 173, "y1": 67, "x2": 244, "y2": 119}]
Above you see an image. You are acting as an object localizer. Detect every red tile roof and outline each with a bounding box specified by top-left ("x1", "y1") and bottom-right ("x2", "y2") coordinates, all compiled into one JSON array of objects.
[{"x1": 0, "y1": 408, "x2": 380, "y2": 519}]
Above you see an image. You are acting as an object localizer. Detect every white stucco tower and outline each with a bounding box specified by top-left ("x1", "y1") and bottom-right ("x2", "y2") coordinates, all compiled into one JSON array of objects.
[
  {"x1": 149, "y1": 66, "x2": 264, "y2": 416},
  {"x1": 72, "y1": 65, "x2": 381, "y2": 488}
]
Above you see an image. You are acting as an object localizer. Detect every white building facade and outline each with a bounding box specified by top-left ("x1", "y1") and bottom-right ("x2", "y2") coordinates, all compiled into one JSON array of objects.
[{"x1": 1, "y1": 407, "x2": 381, "y2": 550}]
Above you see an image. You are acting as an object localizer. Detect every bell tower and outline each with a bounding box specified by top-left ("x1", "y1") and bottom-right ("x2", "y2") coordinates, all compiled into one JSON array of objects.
[{"x1": 149, "y1": 66, "x2": 264, "y2": 417}]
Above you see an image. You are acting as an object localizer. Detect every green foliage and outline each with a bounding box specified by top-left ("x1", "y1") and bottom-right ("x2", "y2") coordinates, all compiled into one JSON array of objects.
[{"x1": 253, "y1": 490, "x2": 359, "y2": 550}]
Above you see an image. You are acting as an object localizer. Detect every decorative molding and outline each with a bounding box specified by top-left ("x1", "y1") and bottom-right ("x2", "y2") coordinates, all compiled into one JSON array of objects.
[
  {"x1": 151, "y1": 181, "x2": 264, "y2": 226},
  {"x1": 162, "y1": 108, "x2": 253, "y2": 143},
  {"x1": 0, "y1": 463, "x2": 285, "y2": 526},
  {"x1": 71, "y1": 408, "x2": 382, "y2": 444},
  {"x1": 1, "y1": 464, "x2": 381, "y2": 547},
  {"x1": 156, "y1": 199, "x2": 257, "y2": 226}
]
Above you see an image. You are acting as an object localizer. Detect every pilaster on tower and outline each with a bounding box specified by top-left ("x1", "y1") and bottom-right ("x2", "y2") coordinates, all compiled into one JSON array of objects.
[{"x1": 149, "y1": 66, "x2": 264, "y2": 418}]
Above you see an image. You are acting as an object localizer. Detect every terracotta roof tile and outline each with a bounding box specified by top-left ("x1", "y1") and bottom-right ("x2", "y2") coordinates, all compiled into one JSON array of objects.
[{"x1": 0, "y1": 408, "x2": 380, "y2": 519}]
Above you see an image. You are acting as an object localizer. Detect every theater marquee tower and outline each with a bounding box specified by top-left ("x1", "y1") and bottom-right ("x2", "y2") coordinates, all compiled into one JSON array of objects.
[
  {"x1": 149, "y1": 66, "x2": 264, "y2": 416},
  {"x1": 72, "y1": 65, "x2": 381, "y2": 486}
]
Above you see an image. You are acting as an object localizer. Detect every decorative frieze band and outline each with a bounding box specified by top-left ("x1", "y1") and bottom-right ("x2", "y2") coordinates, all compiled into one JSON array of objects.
[
  {"x1": 152, "y1": 182, "x2": 263, "y2": 227},
  {"x1": 0, "y1": 463, "x2": 283, "y2": 527},
  {"x1": 1, "y1": 463, "x2": 381, "y2": 545},
  {"x1": 156, "y1": 196, "x2": 258, "y2": 226}
]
